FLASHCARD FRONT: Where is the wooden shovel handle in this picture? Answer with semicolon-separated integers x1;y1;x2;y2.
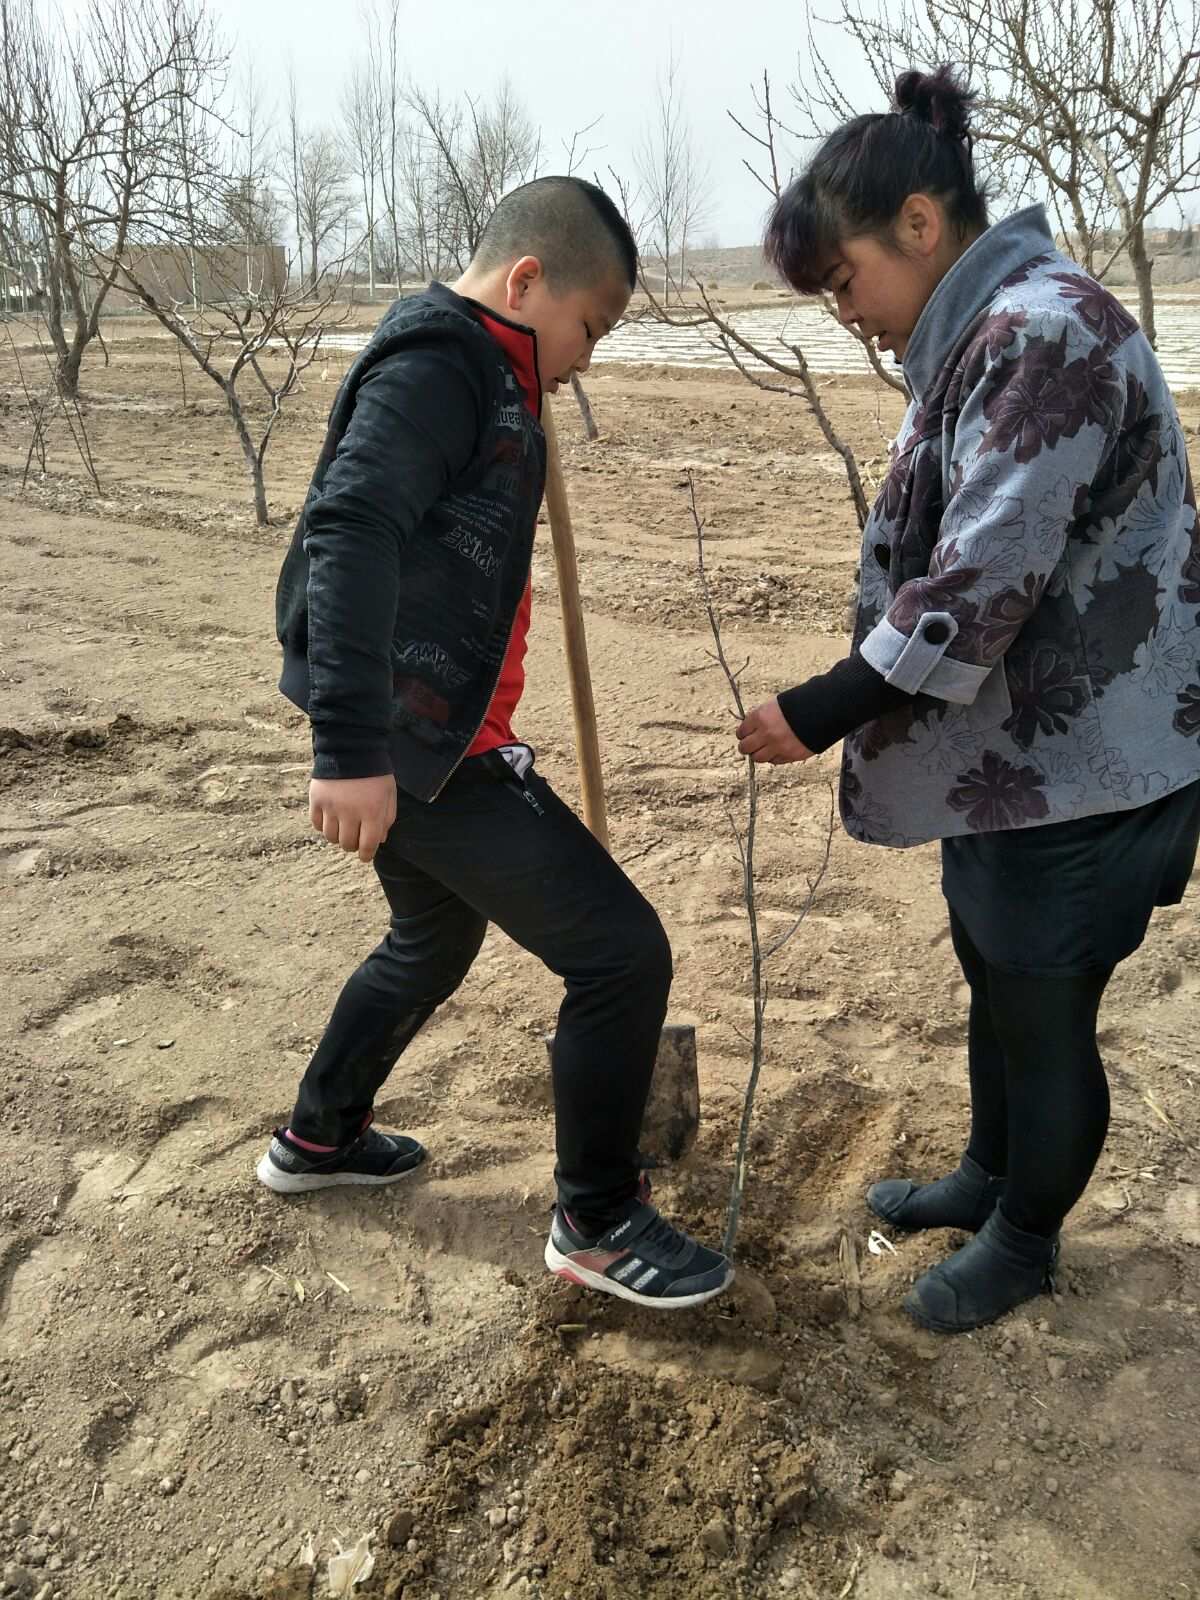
541;401;610;852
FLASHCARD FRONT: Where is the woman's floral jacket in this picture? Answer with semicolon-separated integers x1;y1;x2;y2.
847;206;1200;845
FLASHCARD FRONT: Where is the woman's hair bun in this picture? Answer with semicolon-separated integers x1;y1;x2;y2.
894;65;975;142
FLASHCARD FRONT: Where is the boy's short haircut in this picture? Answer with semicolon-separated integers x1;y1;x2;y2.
472;176;638;293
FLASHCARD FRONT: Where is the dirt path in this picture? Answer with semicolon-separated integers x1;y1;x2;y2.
1;340;1198;1600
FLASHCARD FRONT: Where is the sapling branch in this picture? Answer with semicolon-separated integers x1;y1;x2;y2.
689;471;835;1254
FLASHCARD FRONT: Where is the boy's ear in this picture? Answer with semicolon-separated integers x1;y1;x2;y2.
505;255;545;312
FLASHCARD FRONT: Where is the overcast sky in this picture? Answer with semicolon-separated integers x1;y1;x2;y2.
205;0;886;248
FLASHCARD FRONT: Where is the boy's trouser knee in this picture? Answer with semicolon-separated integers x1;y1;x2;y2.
606;907;672;998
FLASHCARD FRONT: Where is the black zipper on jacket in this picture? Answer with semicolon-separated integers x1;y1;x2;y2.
426;293;546;800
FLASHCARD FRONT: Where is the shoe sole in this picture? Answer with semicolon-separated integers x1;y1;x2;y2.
543;1238;734;1310
255;1149;426;1194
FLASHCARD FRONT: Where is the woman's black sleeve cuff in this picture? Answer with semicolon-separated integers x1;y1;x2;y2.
776;653;914;754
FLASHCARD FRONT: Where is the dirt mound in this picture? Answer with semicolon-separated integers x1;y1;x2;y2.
1;345;1198;1600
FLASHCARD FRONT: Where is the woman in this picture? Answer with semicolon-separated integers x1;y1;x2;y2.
737;66;1200;1332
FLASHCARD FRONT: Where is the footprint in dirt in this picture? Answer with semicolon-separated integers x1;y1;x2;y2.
0;1235;88;1354
581;1326;784;1394
97;1326;282;1478
188;760;310;812
15;1097;239;1246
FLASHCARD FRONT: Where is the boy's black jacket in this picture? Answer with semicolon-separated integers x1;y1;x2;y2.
275;283;546;801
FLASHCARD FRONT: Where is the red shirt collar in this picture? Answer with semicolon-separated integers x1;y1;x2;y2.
468;304;542;418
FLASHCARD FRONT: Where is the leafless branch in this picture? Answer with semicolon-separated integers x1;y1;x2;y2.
805;0;1200;347
404;76;540;273
639;272;876;532
817;292;907;394
563;116;603;177
763;783;836;958
689;471;835;1255
107;241;351;524
4;315;100;489
570;372;599;441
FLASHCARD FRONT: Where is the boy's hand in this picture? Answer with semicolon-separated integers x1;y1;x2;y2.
309;775;397;863
737;699;814;765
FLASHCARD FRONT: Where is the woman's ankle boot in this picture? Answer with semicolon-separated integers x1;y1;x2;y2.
867;1152;1005;1233
903;1205;1059;1334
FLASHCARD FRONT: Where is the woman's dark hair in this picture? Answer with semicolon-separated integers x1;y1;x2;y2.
764;65;988;294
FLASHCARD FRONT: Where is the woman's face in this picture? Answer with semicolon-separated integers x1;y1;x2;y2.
821;194;970;361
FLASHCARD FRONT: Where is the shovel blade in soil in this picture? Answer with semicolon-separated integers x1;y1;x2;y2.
544;1023;699;1167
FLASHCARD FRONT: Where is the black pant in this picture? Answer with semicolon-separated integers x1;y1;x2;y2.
289;753;670;1227
951;909;1113;1236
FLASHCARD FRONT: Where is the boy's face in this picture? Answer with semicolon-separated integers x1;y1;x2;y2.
506;257;631;394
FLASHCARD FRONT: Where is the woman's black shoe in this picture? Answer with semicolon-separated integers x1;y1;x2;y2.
903;1205;1059;1334
867;1152;1005;1233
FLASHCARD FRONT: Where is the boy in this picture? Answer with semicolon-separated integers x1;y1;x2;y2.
261;177;732;1311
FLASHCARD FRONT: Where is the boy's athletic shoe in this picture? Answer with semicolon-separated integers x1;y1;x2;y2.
545;1199;733;1310
256;1125;426;1194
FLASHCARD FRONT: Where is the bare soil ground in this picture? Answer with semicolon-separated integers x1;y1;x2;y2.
1;322;1199;1600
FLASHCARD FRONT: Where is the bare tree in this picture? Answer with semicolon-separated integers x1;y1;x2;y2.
341;56;386;297
283;64;305;287
223;63;281;294
396;123;437;279
404;77;541;272
636;52;685;301
109;242;351;525
636;50;712;302
384;3;408;289
808;0;1200;348
295;129;355;292
0;0;229;398
348;0;408;291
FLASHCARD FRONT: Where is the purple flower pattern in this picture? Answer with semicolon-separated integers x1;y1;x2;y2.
978;336;1120;465
1089;374;1165;524
947;750;1051;831
960;572;1048;663
997;254;1054;291
1049;273;1140;345
841;221;1200;848
1002;643;1091;748
1174;682;1200;742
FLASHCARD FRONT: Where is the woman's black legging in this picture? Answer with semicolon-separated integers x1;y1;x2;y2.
950;909;1113;1238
